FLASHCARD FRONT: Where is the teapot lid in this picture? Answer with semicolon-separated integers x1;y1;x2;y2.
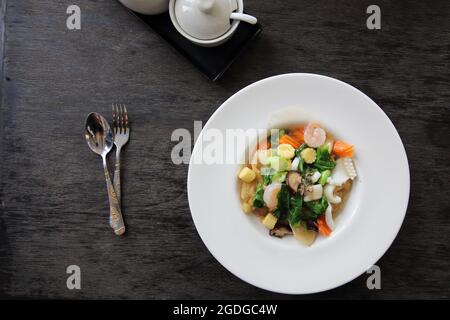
173;0;240;40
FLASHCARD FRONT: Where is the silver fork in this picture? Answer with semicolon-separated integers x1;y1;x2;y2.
112;104;130;213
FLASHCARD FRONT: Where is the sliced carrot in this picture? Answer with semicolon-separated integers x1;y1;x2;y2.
279;134;302;149
317;215;332;237
290;126;305;143
336;149;353;158
332;140;354;157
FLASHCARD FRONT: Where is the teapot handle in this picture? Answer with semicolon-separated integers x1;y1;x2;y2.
230;12;257;25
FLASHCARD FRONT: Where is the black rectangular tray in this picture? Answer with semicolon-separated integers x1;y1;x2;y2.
130;11;262;81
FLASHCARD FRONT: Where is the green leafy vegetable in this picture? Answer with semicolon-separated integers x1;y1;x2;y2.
271;171;287;183
261;167;274;186
288;195;303;227
298;157;305;173
305;196;329;218
253;184;265;208
268;156;290;171
272;184;289;219
263;174;272;185
319;170;331;185
295;144;308;173
314;144;336;172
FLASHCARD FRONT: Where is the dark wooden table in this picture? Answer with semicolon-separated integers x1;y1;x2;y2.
0;0;449;299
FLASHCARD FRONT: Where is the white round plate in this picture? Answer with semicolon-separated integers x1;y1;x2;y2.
187;73;410;294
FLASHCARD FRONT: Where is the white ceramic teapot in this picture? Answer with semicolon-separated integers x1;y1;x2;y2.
119;0;169;15
169;0;257;47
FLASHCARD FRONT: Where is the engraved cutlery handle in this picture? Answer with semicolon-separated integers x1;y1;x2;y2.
103;157;125;235
113;148;122;203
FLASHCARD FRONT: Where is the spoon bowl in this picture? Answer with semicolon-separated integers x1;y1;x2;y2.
85;112;114;157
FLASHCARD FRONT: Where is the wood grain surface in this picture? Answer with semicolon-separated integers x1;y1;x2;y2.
0;0;449;299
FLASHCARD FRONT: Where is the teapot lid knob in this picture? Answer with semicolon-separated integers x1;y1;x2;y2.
198;0;215;13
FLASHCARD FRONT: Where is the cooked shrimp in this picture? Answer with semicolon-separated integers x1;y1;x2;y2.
263;182;282;210
324;184;341;204
304;123;326;148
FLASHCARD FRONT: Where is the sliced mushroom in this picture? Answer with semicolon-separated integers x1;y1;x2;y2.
254;207;268;217
286;171;302;192
298;182;306;195
269;225;293;238
305;220;318;232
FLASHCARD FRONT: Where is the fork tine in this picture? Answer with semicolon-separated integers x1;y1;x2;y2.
123;104;129;133
116;104;120;134
119;104;124;134
112;104;117;134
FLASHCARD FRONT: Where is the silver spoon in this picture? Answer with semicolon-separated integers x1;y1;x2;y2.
85;112;126;236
